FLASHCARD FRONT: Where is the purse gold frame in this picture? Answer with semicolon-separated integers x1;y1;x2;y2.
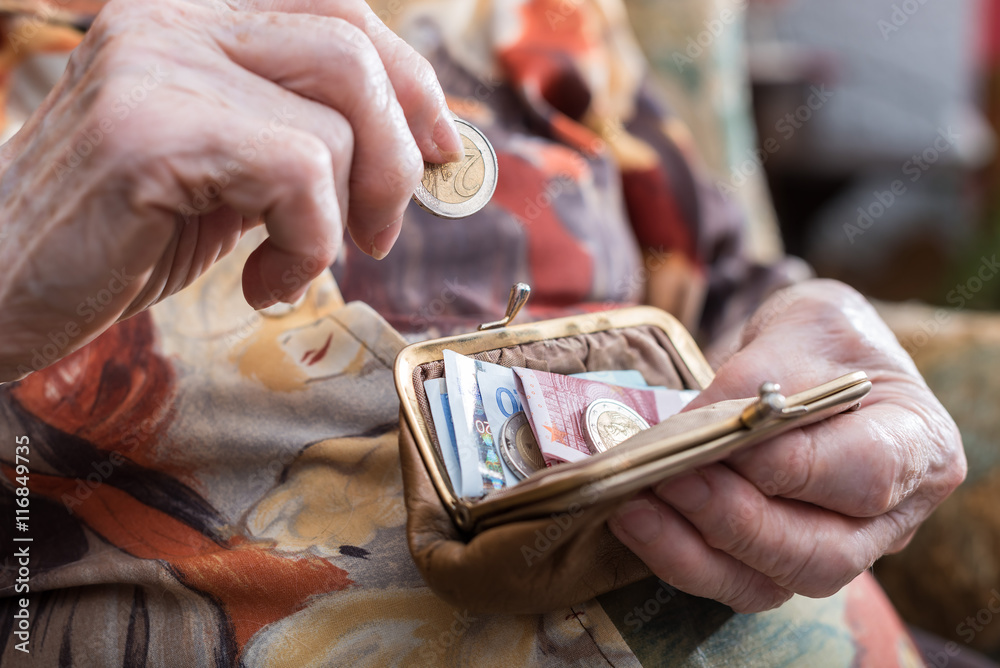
393;306;716;526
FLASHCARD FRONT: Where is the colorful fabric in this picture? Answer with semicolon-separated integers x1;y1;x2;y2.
340;0;802;340
0;1;927;666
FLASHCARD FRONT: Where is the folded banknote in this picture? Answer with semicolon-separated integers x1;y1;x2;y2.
425;351;699;497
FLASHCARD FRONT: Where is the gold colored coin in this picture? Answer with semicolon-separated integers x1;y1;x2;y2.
500;412;544;479
420;134;485;204
514;421;546;472
583;399;650;454
413;118;498;219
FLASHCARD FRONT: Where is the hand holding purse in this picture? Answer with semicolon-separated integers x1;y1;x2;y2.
395;285;870;613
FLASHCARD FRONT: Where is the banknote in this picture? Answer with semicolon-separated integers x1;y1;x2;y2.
513;367;699;464
476;365;525;432
423;378;463;492
570;370;673;391
476;364;532;487
570;370;651;388
444;350;508;497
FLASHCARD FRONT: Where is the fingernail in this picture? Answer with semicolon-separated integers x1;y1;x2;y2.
432;113;463;162
656;471;711;514
371;218;402;260
252;296;279;311
613;499;663;545
281;282;310;305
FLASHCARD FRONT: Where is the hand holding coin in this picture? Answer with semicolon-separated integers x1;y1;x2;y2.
413;119;498;219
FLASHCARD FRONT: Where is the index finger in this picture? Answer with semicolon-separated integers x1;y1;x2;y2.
238;0;463;163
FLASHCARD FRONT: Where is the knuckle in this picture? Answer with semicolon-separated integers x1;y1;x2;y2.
729;584;793;614
345;0;374;18
798;279;867;310
283;133;334;185
794;536;868;598
323;111;354;161
856;475;897;518
713;568;762;612
714;490;765;557
378;139;423;195
765;430;814;498
400;50;440;99
334;21;382;76
944;451;968;494
937;415;967;493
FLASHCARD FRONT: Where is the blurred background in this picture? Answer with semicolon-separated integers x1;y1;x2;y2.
745;0;1000;308
744;0;999;307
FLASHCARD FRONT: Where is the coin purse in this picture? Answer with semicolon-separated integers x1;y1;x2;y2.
394;284;872;614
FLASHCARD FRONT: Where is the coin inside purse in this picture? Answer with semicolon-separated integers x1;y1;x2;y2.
394;305;716;532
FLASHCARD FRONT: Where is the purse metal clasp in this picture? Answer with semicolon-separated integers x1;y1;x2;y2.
740;382;809;428
478;283;532;331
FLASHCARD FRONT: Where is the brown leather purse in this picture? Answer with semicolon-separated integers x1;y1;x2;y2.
394;285;871;613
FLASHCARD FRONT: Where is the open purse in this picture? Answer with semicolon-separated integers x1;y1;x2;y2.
395;285;872;613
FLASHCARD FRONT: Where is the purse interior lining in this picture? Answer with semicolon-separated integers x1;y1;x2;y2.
411;325;691;490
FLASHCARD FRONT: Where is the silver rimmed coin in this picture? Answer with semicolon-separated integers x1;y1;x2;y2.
500;412;546;480
413;118;498;219
583;399;650;454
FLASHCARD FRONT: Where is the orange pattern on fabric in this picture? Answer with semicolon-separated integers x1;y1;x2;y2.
11;314;185;478
845;573;924;668
499;0;594;120
491;151;593;306
14;466;352;653
0;13;82;130
15;468;221;559
170;536;352;651
622;165;697;260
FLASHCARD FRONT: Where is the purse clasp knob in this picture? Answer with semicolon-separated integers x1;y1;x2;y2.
478;283;532;331
741;381;809;428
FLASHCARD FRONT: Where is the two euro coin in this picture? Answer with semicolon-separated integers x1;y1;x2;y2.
583;399;650;454
413;118;498;219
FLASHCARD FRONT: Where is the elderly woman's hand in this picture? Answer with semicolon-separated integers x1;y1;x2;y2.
0;0;461;381
609;279;967;613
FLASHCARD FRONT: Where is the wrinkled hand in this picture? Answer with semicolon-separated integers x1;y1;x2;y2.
0;0;461;381
609;280;966;613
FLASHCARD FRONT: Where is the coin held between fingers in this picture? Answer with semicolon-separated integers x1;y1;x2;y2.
413;118;498;219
